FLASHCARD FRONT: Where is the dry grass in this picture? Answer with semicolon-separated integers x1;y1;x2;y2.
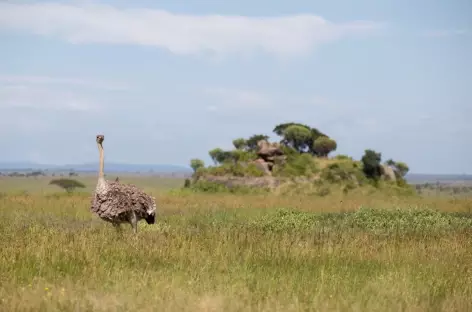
0;177;472;311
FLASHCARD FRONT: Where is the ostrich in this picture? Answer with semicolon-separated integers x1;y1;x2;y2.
91;134;157;233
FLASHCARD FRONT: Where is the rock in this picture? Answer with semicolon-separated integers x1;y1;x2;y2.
255;140;286;175
253;158;271;176
257;140;283;158
381;164;397;181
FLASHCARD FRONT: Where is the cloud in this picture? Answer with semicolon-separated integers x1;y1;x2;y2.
0;2;381;58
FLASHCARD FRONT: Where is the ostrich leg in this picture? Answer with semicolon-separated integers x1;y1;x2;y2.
129;211;138;234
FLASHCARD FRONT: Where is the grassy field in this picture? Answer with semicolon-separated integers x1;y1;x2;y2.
1;176;472;311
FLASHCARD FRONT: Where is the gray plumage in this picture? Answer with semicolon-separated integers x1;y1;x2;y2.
90;134;157;233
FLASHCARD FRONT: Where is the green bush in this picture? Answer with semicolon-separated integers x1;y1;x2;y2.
250;207;472;236
320;161;365;185
274;153;318;177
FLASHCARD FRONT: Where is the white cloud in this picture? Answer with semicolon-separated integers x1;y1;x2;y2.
0;2;381;58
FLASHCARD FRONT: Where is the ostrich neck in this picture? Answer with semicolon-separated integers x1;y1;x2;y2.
96;143;107;191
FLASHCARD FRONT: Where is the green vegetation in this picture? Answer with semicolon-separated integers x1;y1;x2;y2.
189;122;411;195
0;179;471;311
189;158;205;173
361;149;383;181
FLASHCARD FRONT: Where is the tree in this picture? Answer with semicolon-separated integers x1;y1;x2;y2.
395;162;409;178
49;178;86;193
273;122;327;155
209;148;224;165
361;149;382;180
246;134;269;152
190;158;205;172
208;148;234;164
230;150;245;163
282;125;313;153
273;122;311;136
386;159;409;178
313;136;337;157
232;138;247;150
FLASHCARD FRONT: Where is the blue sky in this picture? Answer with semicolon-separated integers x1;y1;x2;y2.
0;0;470;174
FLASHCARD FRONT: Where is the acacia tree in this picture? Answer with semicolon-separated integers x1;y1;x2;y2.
190;158;205;172
232;138;247;150
395;162;409;178
49;178;85;193
386;159;410;178
282;125;313;153
273;122;327;155
273;122;311;136
208;148;235;164
245;134;269;152
313;136;337;157
209;148;224;165
361;149;382;180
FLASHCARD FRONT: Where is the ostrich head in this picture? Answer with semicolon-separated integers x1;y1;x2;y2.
96;134;104;144
145;199;157;224
145;212;156;224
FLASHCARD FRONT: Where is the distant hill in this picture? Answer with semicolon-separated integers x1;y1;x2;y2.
406;173;472;184
1;162;471;183
0;161;192;173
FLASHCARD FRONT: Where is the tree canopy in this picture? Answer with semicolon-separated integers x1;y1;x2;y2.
246;134;269;152
49;178;86;193
386;159;410;179
232;138;247;150
190;158;205;172
313;136;337;157
361;149;382;181
272;122;330;155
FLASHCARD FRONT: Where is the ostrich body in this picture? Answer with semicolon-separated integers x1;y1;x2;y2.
91;135;157;233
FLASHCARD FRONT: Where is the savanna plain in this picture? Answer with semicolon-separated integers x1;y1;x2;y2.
1;175;472;312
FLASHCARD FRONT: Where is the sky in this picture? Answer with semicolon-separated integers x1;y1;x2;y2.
0;0;471;174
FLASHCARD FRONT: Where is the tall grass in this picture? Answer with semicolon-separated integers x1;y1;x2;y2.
0;180;471;311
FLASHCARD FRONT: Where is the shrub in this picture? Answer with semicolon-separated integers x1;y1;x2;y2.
274;153;318;177
320;161;365;185
361;149;382;180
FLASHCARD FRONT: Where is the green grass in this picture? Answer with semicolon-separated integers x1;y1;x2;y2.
0;175;184;194
0;177;471;311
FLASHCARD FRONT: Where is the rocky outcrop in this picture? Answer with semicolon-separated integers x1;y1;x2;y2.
381;164;397;182
253;158;271;175
252;140;286;176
